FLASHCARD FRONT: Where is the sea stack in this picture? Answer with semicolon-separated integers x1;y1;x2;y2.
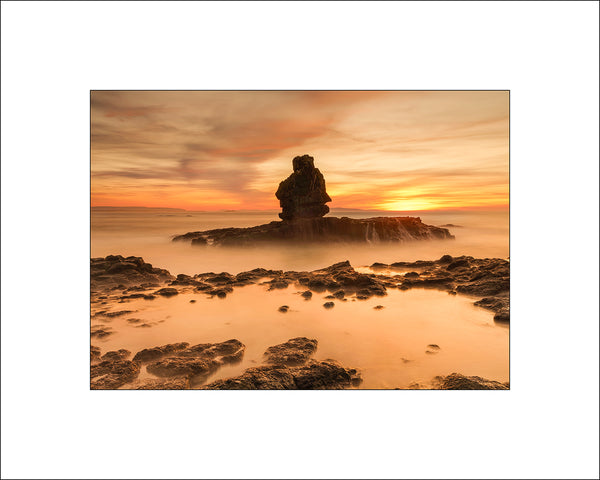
275;155;332;220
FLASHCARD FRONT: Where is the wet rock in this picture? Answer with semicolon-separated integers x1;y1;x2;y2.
189;299;196;303
404;271;420;278
132;342;190;362
90;360;140;389
203;360;362;390
173;216;453;246
427;344;440;350
323;302;335;309
278;305;289;313
135;323;153;328
433;373;509;390
373;305;385;310
102;310;135;318
191;237;208;246
143;295;156;300
100;349;131;362
154;287;178;297
91;326;113;338
126;318;142;324
301;290;312;299
264;337;318;366
136;378;190;390
91;255;173;292
275;155;331;220
332;290;345;299
146;339;245;379
267;278;289;290
91;345;101;361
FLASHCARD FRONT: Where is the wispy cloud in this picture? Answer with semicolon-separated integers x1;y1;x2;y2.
91;91;508;210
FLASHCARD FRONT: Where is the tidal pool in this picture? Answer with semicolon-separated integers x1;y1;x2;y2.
91;282;509;389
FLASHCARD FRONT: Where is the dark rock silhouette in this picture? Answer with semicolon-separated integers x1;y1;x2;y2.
174;216;454;246
275;155;331;220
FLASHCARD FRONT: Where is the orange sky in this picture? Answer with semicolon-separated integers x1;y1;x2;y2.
91;91;509;211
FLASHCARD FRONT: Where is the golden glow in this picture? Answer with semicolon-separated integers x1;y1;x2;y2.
91;91;509;211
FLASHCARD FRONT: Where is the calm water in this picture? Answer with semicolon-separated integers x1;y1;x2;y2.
91;207;509;274
91;207;509;389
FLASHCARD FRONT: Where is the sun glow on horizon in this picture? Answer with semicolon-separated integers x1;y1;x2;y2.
91;91;509;212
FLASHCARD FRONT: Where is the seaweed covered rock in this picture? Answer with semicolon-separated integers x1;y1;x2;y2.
275;155;331;220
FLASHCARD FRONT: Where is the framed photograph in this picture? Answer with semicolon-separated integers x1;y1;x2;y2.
90;90;509;390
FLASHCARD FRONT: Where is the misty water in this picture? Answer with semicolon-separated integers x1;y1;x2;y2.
91;207;509;389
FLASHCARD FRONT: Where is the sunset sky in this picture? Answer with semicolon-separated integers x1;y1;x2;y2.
91;91;509;211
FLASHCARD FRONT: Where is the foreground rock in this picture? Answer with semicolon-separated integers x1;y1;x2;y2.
204;360;362;390
90;359;140;389
376;255;510;322
263;337;318;366
144;339;245;381
433;373;509;390
173;216;454;246
203;337;361;390
91;255;173;292
275;154;332;220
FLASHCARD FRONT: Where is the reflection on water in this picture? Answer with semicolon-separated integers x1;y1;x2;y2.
92;284;509;389
91;208;509;275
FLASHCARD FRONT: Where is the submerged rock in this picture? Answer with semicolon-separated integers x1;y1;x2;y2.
433;373;509;390
275;154;332;220
263;337;318;366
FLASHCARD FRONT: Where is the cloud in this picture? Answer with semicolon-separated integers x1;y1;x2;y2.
91;91;509;210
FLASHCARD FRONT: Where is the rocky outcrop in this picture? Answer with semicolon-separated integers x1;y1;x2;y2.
373;255;510;322
90;359;140;389
203;361;362;390
433;373;509;390
263;337;318;366
275;155;332;220
144;339;245;381
91;255;172;292
132;342;190;362
173;216;454;246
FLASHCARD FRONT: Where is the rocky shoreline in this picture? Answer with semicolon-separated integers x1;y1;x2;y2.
90;254;509;389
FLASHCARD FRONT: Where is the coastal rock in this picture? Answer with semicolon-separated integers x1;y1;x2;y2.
145;339;245;379
203;360;362;390
275;155;332;220
263;337;318;366
91;255;173;292
91;345;101;362
433;373;509;390
101;349;131;362
388;255;510;322
90;359;140;389
136;378;190;390
132;342;190;362
173;216;454;246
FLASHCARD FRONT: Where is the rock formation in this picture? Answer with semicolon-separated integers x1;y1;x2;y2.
275;155;331;220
